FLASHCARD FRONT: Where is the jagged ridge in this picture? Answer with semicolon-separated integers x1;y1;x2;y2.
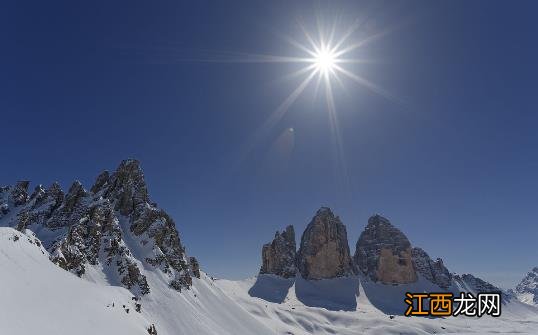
0;159;199;295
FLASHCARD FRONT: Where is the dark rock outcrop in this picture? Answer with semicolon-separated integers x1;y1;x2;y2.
260;225;296;278
297;207;354;280
354;214;417;284
10;181;30;207
411;247;452;289
189;256;201;279
90;170;110;194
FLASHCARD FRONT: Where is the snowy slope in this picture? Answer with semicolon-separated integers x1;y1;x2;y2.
216;274;538;335
0;227;275;335
0;227;151;335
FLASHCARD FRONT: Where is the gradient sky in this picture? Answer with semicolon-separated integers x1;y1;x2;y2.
2;0;537;288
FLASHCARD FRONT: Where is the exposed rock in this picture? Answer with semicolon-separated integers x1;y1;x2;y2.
189;256;201;279
260;225;296;278
45;182;64;211
29;185;46;204
411;247;452;289
64;181;87;213
90;170;110;194
121;262;150;295
99;160;191;292
297;207;354;280
104;159;149;216
10;181;30;206
354;214;417;284
147;324;158;335
515;267;538;305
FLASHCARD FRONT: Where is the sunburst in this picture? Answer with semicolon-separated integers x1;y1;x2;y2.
236;18;393;179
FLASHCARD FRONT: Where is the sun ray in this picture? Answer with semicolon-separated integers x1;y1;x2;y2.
239;70;318;160
324;72;350;195
278;63;318;83
298;19;321;53
333;64;399;102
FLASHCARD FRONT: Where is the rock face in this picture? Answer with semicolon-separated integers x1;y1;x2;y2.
411;247;452;289
515;267;538;305
296;207;354;280
9;181;30;207
0;159;199;295
354;215;417;284
260;225;296;278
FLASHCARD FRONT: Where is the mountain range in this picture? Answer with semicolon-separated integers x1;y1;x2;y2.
1;159;537;334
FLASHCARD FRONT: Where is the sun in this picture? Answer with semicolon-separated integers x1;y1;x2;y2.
313;48;337;75
235;17;394;175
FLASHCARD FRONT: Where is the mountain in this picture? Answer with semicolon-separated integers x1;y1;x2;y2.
0;160;195;294
260;225;296;278
296;207;355;279
256;208;509;298
354;214;417;284
515;267;538;306
1;164;537;334
0;160;275;335
252;209;536;314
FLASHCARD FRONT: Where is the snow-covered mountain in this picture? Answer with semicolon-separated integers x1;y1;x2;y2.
0;159;196;295
1;160;537;334
0;160;275;335
515;267;538;306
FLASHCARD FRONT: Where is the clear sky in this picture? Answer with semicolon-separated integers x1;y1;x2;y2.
2;0;537;288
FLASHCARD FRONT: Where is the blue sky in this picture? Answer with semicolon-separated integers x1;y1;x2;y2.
2;0;537;288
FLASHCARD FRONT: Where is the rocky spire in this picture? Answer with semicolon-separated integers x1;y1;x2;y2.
64;181;87;213
411;247;452;289
90;170;110;194
98;160;193;292
354;214;417;284
29;184;46;203
296;207;354;280
103;159;149;216
260;225;296;278
45;182;64;210
9;181;30;207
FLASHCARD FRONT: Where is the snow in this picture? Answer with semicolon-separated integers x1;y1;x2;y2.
0;227;274;335
0;228;150;335
216;274;538;335
1;226;538;334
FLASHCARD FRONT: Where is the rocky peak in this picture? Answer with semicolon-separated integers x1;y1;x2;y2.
30;184;45;200
260;225;296;278
354;214;417;284
10;181;30;206
515;267;538;305
46;182;64;207
411;247;452;289
90;170;110;194
103;159;149;216
64;181;87;213
296;207;354;280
